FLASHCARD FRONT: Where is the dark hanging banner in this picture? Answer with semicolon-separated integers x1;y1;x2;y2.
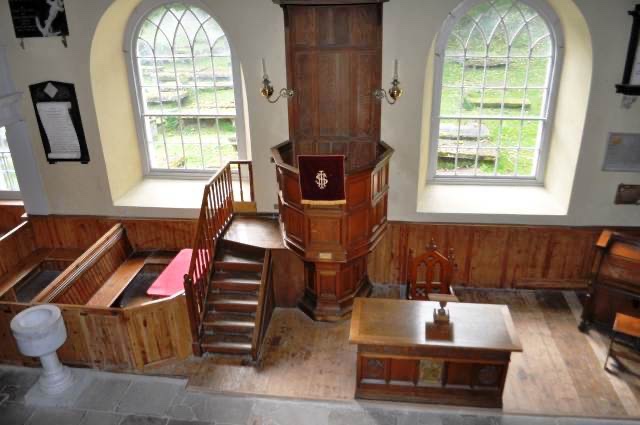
9;0;69;39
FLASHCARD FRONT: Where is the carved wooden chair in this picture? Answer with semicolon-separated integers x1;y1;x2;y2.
407;239;459;302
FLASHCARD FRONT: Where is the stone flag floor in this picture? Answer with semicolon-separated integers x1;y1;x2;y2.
0;365;638;425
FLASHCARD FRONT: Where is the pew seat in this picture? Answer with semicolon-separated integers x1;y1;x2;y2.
85;257;147;307
146;249;192;298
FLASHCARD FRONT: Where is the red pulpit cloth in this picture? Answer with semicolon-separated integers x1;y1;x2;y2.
298;155;346;205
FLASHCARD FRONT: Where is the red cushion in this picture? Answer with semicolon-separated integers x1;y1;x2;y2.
147;249;193;297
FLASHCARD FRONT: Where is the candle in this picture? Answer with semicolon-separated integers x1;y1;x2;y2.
262;58;268;79
393;59;399;81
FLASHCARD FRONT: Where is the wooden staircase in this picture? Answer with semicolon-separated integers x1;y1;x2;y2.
183;161;275;364
201;240;264;358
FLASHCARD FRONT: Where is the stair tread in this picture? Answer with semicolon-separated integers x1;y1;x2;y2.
204;318;255;328
212;271;261;283
204;319;256;330
201;334;252;353
205;312;255;321
215;242;264;262
209;297;258;305
201;340;252;350
216;252;263;264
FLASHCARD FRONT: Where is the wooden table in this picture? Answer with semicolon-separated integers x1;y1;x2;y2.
349;298;522;408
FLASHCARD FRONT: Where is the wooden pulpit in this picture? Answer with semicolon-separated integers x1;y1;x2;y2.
271;0;393;321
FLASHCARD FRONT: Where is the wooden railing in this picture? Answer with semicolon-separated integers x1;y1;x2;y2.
251;249;275;362
183;160;255;355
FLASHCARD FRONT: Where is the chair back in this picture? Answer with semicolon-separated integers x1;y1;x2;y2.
407;239;455;300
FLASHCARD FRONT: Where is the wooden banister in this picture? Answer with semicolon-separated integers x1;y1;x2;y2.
183;160;255;355
252;249;274;362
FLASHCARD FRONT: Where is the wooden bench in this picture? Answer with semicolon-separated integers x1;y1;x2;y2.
86;257;147;307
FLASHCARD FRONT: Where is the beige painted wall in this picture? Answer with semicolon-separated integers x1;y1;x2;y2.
91;0;144;202
0;0;638;226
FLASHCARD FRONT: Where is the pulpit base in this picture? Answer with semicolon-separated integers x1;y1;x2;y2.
297;263;372;322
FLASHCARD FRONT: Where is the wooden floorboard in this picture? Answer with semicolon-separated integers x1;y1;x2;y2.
144;289;640;418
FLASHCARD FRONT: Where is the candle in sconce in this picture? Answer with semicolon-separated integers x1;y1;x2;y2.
393;59;399;81
262;58;268;79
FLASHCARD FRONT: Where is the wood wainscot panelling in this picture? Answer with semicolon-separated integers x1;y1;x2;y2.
368;222;640;289
28;215;196;252
0;201;25;233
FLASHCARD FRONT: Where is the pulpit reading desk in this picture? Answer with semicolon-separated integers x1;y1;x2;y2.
349;298;522;408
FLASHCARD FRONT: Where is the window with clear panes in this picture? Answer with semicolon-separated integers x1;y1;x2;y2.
133;3;239;172
430;0;561;182
0;127;19;192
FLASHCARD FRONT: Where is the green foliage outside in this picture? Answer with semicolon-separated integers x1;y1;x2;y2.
437;0;552;177
438;58;551;177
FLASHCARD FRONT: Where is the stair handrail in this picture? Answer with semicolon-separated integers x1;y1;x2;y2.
251;249;274;362
183;160;255;355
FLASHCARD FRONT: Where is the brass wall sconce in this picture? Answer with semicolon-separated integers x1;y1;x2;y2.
260;58;294;104
374;59;404;105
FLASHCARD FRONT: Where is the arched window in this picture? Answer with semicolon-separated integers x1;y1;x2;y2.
130;2;241;174
429;0;562;183
0;127;19;193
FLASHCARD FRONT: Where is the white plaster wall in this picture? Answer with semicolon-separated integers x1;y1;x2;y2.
0;0;638;226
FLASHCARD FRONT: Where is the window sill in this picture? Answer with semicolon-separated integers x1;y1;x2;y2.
0;192;22;201
417;184;568;216
113;178;206;219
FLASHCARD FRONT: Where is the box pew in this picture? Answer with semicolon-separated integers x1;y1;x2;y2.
31;224;174;307
0;222;83;303
34;224;132;305
0;294;190;371
0;218;192;371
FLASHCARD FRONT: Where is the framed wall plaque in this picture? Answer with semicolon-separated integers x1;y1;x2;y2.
603;133;640;172
616;4;640;96
8;0;69;39
29;81;89;164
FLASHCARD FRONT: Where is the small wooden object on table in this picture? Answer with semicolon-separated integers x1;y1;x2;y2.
349;297;522;408
425;293;458;341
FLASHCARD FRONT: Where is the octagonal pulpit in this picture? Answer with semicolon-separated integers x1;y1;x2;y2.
271;0;393;321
